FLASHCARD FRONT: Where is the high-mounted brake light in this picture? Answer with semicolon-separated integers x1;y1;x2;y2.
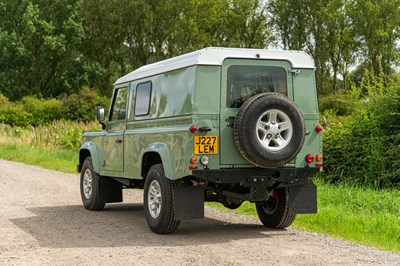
190;125;197;133
305;154;314;163
315;125;322;133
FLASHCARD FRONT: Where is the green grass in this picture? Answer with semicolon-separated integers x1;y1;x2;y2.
208;180;400;253
1;140;399;253
293;180;400;252
0;142;78;174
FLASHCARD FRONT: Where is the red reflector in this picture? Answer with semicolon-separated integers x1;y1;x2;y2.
190;125;197;133
305;154;314;163
189;165;198;170
315;125;322;133
315;164;324;167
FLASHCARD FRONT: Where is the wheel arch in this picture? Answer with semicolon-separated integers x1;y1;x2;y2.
142;142;176;180
79;142;102;173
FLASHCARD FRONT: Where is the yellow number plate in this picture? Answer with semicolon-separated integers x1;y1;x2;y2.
194;136;218;154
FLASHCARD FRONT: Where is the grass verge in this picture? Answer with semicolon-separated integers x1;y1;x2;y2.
0;141;399;253
0;142;77;174
208;180;400;253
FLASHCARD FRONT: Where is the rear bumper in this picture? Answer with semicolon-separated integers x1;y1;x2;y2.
191;167;319;186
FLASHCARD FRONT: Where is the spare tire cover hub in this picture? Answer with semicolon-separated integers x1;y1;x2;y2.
256;109;293;152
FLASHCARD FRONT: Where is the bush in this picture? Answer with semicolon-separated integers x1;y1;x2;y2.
0;88;110;126
21;96;63;126
318;91;356;116
61;87;109;122
323;69;400;189
0;93;33;126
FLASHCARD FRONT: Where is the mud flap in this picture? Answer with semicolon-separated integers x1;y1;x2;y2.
99;176;123;203
288;180;317;214
174;184;204;220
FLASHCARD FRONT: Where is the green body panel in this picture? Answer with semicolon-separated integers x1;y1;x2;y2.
124;117;192;180
128;67;196;120
292;70;318;115
102;120;125;173
193;66;221;114
292;70;322;168
219;108;249;165
296;115;322;168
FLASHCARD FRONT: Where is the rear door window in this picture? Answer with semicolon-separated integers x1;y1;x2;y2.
227;65;287;108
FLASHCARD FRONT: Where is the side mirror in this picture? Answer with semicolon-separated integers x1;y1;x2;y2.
96;105;106;130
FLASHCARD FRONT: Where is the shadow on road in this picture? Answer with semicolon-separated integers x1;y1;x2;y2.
10;204;292;248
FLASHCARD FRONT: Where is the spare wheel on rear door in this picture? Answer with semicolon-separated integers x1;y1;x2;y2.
233;92;306;168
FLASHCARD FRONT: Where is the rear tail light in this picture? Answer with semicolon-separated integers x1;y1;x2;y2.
189;156;198;170
315;125;322;133
305;154;314;163
189;125;197;133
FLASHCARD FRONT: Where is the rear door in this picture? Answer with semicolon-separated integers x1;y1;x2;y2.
219;59;293;166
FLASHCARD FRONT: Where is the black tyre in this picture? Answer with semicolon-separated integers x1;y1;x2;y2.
80;157;105;211
234;92;306;168
255;187;295;229
144;164;180;234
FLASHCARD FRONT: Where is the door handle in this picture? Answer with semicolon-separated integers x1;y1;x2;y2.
115;139;123;143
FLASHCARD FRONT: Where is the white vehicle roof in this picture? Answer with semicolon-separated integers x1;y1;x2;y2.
115;47;315;85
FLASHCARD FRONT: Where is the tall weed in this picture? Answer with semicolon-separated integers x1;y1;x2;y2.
0;120;101;151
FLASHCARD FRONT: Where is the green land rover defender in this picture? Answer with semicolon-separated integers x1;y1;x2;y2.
77;47;323;234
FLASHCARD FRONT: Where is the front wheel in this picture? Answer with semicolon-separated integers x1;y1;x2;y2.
255;187;295;229
80;157;105;211
144;164;180;234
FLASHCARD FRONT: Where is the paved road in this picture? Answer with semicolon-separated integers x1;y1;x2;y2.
0;159;398;265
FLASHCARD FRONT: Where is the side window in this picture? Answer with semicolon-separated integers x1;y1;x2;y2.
227;65;287;108
110;87;128;121
135;82;152;116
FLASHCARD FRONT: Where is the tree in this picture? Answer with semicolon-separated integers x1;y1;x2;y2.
349;0;400;76
218;0;270;48
268;0;308;50
80;0;129;96
269;0;384;94
0;0;85;100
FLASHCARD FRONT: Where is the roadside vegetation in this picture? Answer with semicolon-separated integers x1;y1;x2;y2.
0;121;97;173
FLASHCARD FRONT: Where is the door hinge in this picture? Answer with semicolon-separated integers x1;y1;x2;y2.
289;69;302;75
